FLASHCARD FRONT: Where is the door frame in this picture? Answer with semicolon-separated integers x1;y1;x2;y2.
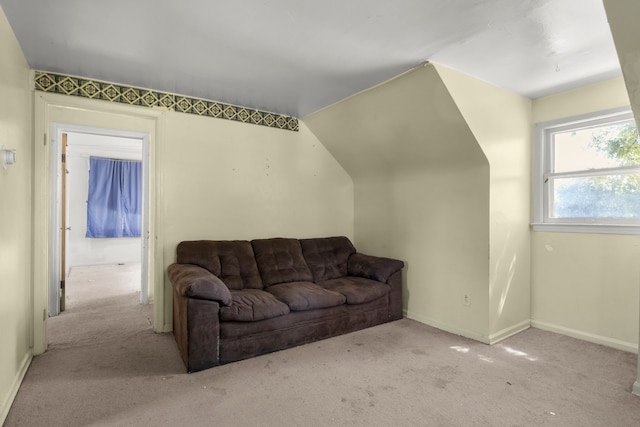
33;91;165;354
49;125;150;317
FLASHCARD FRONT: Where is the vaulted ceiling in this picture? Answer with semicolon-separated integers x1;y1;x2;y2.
0;0;621;118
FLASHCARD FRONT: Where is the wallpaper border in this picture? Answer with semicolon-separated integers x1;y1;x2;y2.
34;71;299;131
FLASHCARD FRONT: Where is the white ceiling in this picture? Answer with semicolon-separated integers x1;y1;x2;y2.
0;0;622;118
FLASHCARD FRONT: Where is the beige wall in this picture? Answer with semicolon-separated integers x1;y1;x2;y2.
435;64;532;342
0;6;33;424
161;114;353;327
306;63;634;352
531;76;639;352
532;77;630;123
305;64;493;342
32;92;353;333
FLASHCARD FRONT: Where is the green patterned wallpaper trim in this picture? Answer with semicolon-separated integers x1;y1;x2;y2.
34;71;299;131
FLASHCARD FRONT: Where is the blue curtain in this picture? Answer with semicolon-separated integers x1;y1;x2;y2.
86;157;142;238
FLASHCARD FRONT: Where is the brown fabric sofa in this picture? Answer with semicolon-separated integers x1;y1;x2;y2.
167;236;404;372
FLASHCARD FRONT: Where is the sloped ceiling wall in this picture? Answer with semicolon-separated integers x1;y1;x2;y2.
434;63;532;341
604;0;640;120
306;64;488;175
304;64;492;341
602;0;640;397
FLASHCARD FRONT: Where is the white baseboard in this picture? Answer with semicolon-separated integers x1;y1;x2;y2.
531;320;638;353
404;310;531;346
0;351;32;426
488;319;531;344
403;311;638;354
404;309;490;344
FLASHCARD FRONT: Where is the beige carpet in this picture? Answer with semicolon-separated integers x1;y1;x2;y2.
5;264;640;426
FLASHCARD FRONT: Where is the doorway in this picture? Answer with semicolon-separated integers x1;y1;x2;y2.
33;92;164;355
51;129;147;316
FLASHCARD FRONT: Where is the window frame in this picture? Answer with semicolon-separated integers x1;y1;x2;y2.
533;106;640;235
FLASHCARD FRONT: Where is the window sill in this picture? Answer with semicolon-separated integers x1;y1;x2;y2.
531;223;640;235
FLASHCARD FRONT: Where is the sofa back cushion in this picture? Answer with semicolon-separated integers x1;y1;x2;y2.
251;238;313;287
300;236;356;282
176;240;263;290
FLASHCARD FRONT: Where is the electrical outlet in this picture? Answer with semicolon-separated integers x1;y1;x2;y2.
463;293;471;306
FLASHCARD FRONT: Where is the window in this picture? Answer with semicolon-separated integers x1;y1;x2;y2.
533;107;640;234
86;157;142;238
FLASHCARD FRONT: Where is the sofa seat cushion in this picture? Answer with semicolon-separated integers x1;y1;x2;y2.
266;281;346;311
318;277;390;305
219;289;290;322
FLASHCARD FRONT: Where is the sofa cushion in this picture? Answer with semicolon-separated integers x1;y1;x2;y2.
219;289;290;322
348;253;405;283
318;277;390;305
251;238;313;287
266;282;346;311
176;240;263;290
167;263;233;306
300;236;356;282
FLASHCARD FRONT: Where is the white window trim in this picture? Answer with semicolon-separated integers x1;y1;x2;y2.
532;106;640;235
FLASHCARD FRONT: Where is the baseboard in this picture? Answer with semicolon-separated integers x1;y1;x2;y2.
404;309;490;344
0;351;32;426
403;312;639;354
488;319;531;344
404;310;531;345
531;320;638;353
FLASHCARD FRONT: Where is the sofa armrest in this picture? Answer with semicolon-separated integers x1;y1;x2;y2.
167;263;232;306
173;288;221;372
347;253;404;283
